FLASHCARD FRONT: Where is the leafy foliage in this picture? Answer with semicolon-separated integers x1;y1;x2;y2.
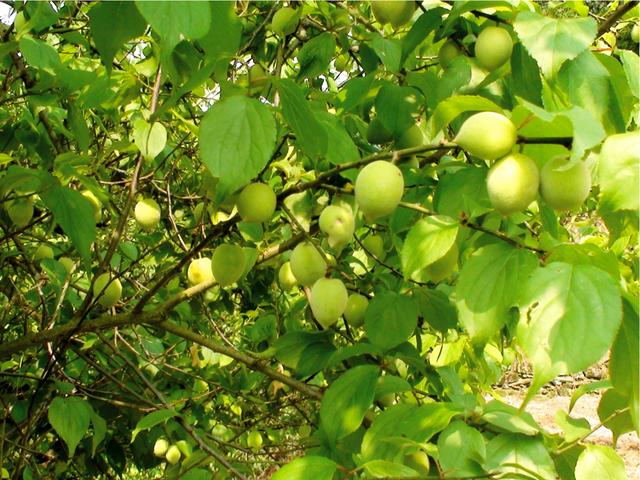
0;1;637;479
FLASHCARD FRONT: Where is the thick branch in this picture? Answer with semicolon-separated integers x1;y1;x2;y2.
597;1;638;38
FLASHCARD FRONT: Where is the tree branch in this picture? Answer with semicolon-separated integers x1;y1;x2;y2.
596;1;638;38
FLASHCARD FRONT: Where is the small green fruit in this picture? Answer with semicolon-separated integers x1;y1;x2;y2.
271;7;299;36
423;243;458;282
81;190;102;222
187;258;214;286
540;157;591;211
248;64;268;89
362;234;385;260
278;261;298;290
355;161;404;222
371;0;415;28
134;198;161;231
6;197;34;228
454;111;516;161
632;23;640;43
486;153;539;215
343;293;368;328
236;182;277;223
405;451;430;476
395;124;423;150
59;257;74;274
247;431;263;450
211;244;246;286
153;438;169;457
319;204;355;248
475;26;513;71
165;445;181;465
93;273;122;308
290;242;327;287
309;278;348;328
34;245;54;261
438;39;461;69
366;118;393;145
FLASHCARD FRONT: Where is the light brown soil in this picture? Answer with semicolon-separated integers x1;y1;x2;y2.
495;391;639;479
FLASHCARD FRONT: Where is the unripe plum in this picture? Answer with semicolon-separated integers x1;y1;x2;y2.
6;197;34;228
343;293;368;328
290;242;327;286
93;273;122;308
355;161;404;222
454;111;517;161
371;1;415;28
211;244;246;286
540;157;591;211
187;258;214;286
309;277;348;328
486;153;539;215
278;261;298;291
153;438;169;457
271;7;299;36
475;26;513;71
236;182;277;223
319;204;355;248
134;198;161;231
366;117;392;145
165;445;181;465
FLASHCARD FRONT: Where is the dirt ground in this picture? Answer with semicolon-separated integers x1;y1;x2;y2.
495;391;639;479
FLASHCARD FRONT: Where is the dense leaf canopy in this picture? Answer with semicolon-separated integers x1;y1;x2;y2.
0;1;638;479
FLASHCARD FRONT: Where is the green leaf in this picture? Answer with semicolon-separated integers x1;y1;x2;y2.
297;32;335;79
574;445;627;480
558;51;625;134
40;185;96;260
597;388;635;440
481;401;541;436
598;132;640;213
135;1;210;53
320;365;378;445
361;402;459;462
375;83;422;138
401;215;458;279
456;243;538;345
430;95;504;134
556;410;591;443
199;2;242;61
401;8;445;63
508;43;543;106
434;166;492;219
272;456;337;480
374;375;411;399
485;434;557;480
90;410;107;457
19;36;61;72
365;292;419;351
278;78;327;160
414;288;458;332
513;11;596;77
131;409;178;442
327;343;383;368
619;49;639;99
88;1;146;68
437;421;486;477
274;331;335;377
370;34;403;73
547;243;619;281
596;53;634;132
48;397;92;457
362;460;419;478
610;297;639;431
315;112;360;165
133;120;167;162
517;262;622;398
518;99;606;163
199;96;276;201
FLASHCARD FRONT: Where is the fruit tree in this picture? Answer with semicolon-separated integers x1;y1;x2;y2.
0;1;638;479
